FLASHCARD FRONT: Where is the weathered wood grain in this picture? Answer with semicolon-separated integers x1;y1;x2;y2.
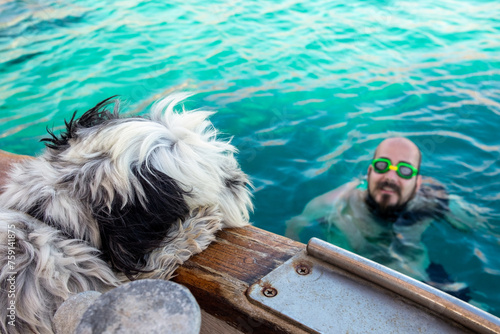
173;226;309;334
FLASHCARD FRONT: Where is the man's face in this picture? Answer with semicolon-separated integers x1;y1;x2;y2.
367;139;422;213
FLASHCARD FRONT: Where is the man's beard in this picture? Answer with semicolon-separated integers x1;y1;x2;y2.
366;178;417;219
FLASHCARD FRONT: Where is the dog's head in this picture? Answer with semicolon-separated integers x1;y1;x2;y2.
7;94;253;277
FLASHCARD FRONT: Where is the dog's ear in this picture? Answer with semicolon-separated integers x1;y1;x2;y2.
92;163;190;279
41;96;120;151
219;162;253;227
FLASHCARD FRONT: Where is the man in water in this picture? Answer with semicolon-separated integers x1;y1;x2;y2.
286;137;469;299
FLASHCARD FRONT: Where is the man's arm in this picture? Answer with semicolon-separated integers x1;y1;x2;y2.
444;195;484;232
285;181;356;240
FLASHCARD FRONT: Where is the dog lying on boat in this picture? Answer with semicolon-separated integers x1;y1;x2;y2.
0;94;253;334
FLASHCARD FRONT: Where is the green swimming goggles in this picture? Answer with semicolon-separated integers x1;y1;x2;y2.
372;158;418;179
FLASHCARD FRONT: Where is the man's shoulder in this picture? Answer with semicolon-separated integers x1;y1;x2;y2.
408;177;449;217
301;179;363;214
316;179;363;203
419;177;448;200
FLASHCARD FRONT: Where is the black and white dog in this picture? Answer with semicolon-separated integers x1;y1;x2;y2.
0;94;253;334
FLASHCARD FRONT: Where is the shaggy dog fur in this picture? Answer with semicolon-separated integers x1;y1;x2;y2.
0;94;253;334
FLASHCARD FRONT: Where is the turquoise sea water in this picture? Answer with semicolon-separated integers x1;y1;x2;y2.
1;0;499;317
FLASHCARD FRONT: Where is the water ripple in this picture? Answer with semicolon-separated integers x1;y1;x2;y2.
1;0;499;317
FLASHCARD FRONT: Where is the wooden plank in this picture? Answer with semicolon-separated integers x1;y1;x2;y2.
200;310;244;334
173;226;309;334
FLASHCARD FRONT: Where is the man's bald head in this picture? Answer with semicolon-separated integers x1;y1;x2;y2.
373;137;421;171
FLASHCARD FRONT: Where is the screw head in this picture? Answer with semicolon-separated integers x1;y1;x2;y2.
262;287;277;297
296;265;310;275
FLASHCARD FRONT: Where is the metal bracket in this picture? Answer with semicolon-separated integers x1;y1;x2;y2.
247;238;500;334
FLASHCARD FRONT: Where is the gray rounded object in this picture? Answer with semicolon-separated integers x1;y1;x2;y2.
54;291;102;334
75;279;201;334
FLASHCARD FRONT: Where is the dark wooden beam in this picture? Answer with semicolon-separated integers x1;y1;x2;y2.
173;226;309;334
